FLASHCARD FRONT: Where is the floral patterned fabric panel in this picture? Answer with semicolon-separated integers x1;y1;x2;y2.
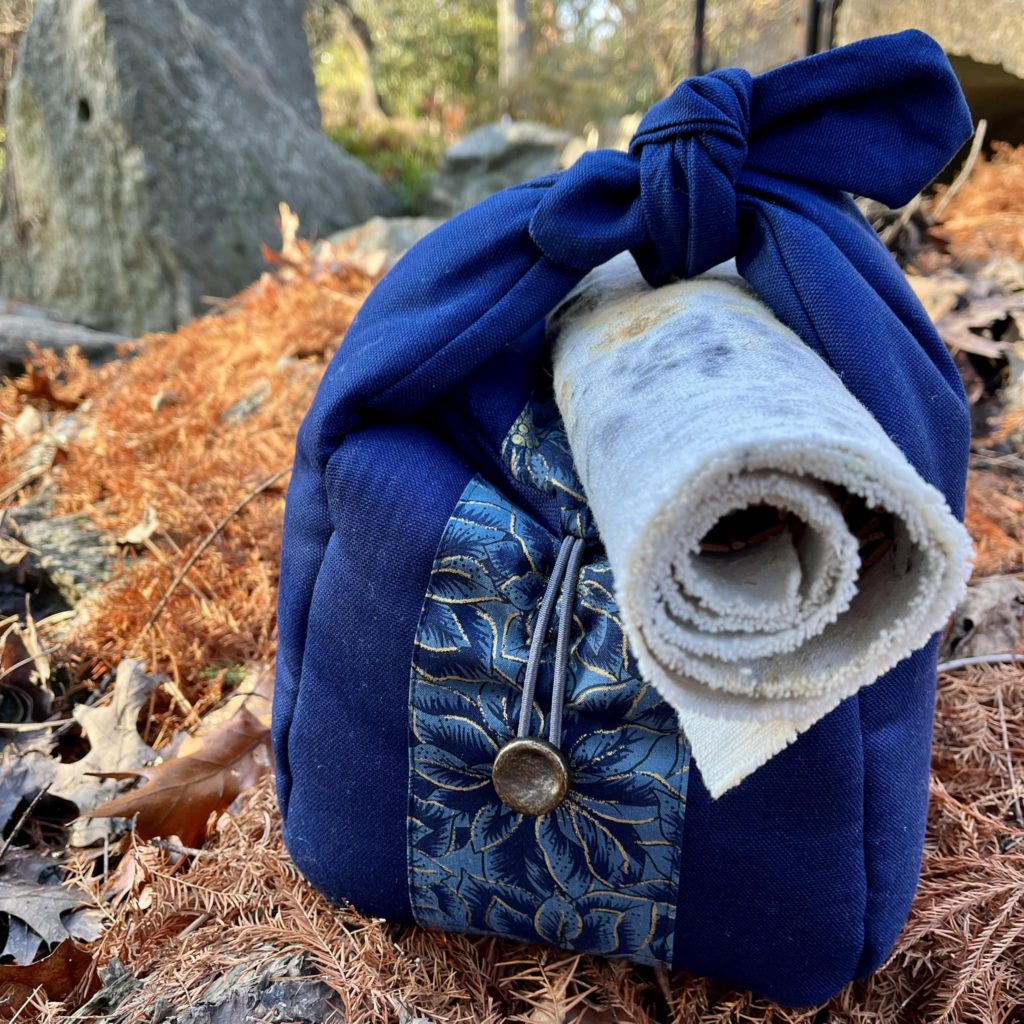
407;398;690;967
501;394;599;542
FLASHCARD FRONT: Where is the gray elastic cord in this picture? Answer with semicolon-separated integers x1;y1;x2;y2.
548;537;586;748
516;535;586;749
517;535;576;739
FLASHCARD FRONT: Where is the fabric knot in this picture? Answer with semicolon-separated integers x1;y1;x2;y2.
529;68;753;287
629;71;752;283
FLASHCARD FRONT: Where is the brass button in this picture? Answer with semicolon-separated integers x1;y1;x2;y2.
492;737;570;816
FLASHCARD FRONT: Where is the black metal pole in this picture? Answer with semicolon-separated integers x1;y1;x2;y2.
820;0;841;50
802;0;820;57
692;0;706;77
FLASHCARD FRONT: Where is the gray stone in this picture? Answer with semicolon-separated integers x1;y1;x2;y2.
427;120;576;215
0;308;126;375
326;215;445;275
12;492;114;609
837;1;1024;81
0;0;395;337
69;953;340;1024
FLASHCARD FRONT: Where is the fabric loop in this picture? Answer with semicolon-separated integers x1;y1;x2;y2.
530;69;753;286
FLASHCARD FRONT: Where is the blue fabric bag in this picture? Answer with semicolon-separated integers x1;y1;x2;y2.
273;30;972;1006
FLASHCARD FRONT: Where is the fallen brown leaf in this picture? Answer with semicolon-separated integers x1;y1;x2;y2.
0;939;94;1007
86;707;271;848
99;841;159;910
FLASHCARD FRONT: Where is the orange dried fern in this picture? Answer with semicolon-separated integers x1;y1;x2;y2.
0;235;376;738
931;142;1024;264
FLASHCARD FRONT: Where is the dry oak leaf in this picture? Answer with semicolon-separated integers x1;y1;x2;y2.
53;659;161;847
0;850;91;961
99;842;161;910
0;939;94;1005
0;736;54;832
3;916;44;967
86;707;271;848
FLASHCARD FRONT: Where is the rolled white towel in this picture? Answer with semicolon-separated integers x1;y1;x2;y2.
549;254;972;798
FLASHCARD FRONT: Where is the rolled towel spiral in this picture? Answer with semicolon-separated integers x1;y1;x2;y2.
549;253;972;797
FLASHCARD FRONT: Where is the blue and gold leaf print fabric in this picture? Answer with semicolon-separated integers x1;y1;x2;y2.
407;399;689;966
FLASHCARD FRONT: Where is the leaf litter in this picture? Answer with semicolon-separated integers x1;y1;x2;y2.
0;165;1019;1021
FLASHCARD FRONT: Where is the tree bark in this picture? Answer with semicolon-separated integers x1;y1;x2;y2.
335;1;386;119
497;0;529;111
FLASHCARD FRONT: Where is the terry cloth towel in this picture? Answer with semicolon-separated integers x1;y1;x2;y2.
550;253;973;797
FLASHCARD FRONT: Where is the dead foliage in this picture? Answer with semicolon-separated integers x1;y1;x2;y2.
0;942;93;1012
931;142;1024;264
0;210;376;739
55;656;1024;1024
85;705;271;848
965;461;1024;578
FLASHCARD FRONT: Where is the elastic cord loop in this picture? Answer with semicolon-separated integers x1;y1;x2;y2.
517;536;576;738
549;537;586;747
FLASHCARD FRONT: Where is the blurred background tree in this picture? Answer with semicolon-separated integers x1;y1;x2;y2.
303;0;800;208
308;1;799;135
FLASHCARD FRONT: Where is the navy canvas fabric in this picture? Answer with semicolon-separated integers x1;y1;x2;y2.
274;31;972;1006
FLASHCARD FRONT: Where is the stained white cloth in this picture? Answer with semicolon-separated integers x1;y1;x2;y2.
549;254;972;798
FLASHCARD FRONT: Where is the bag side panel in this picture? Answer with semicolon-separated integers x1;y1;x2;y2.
854;639;938;978
280;423;472;919
673;698;867;1005
274;458;333;817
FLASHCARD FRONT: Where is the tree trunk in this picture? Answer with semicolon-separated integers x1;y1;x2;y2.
497;0;529;112
335;2;386;119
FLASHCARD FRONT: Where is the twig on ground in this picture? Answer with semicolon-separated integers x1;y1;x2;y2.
937;653;1024;672
161;679;198;725
140;466;291;637
0;718;75;732
177;912;214;939
880;192;924;247
149;838;211;859
934;119;988;220
0;644;61;684
32;609;78;630
0;464;49;504
0;783;52;863
5;986;42;1024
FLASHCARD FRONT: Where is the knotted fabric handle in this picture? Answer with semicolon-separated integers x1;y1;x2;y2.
530;71;753;283
299;29;971;506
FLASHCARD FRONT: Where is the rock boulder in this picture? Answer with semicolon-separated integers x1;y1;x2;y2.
0;0;394;335
326;215;445;276
838;0;1024;82
426;120;575;215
